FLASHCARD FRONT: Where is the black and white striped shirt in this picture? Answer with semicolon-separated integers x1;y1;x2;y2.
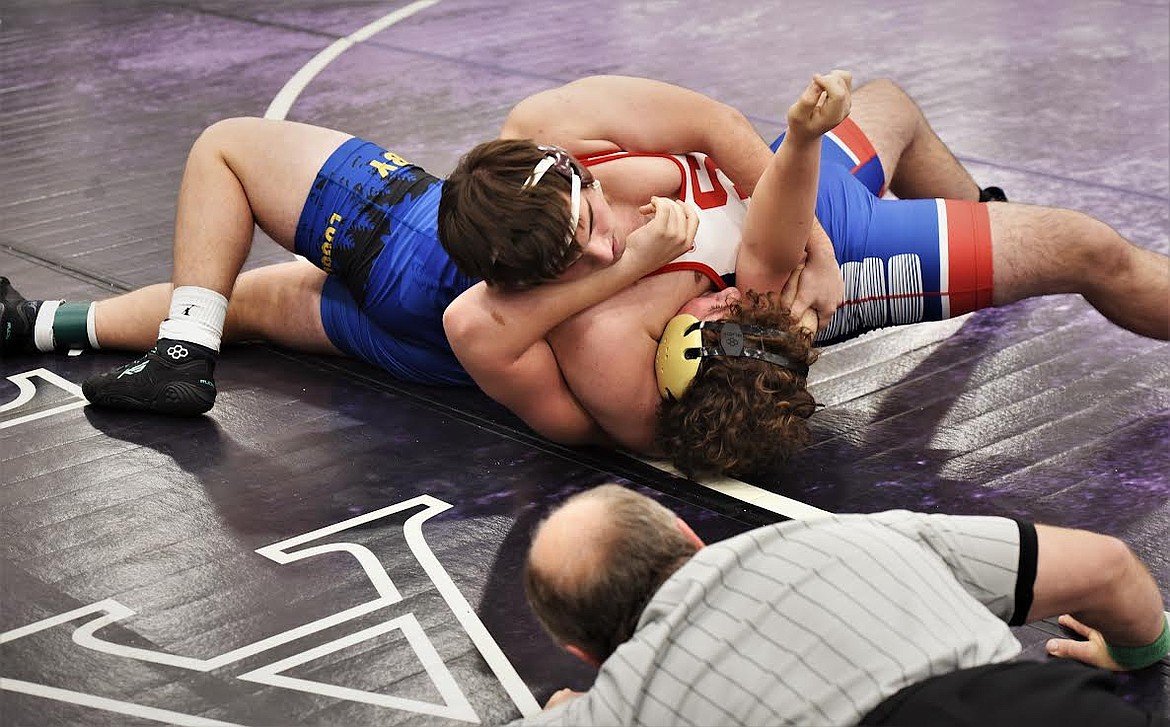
515;510;1035;726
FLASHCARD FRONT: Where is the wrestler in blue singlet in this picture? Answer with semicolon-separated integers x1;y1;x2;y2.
769;121;993;346
294;138;477;386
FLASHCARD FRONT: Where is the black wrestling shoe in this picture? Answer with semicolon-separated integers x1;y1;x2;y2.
82;338;217;415
0;277;43;358
978;186;1008;203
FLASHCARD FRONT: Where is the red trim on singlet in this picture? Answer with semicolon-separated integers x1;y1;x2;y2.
579;149;686;178
830;116;887;197
645;261;728;289
580;150;719;283
831;116;878;170
943;200;994;315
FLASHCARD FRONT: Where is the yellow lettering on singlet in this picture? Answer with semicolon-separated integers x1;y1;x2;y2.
320;213;342;273
368;151;410;178
383;151;409;166
321;240;333;272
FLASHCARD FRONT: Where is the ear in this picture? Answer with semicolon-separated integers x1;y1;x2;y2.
675;517;705;550
564;643;602;669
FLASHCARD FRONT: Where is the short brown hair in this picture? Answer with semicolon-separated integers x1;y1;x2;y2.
524;485;697;661
438;138;581;290
655;290;819;477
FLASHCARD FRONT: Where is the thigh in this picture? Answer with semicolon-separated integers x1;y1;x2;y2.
211;118;354;247
317;275;475;387
846;79;920;188
815;197;994;344
225;260;340;353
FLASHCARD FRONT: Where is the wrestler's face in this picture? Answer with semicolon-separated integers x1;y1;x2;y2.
676;286;742;320
556;185;624;283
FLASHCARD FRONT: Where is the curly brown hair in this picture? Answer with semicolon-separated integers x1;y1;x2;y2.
655;290;819;477
438;138;582;290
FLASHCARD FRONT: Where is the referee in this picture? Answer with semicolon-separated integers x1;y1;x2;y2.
512;484;1169;726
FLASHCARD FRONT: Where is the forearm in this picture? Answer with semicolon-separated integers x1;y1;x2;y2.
739;132;822;275
447;253;654;368
1067;549;1165;647
1029;525;1166;646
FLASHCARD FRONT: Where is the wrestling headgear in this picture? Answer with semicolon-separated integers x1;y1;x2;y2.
655;314;811;401
521;145;600;255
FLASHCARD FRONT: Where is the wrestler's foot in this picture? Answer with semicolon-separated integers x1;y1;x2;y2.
82;338;217;415
0;277;43;358
979;186;1008;203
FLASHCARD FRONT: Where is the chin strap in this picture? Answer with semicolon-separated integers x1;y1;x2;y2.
655;314;809;401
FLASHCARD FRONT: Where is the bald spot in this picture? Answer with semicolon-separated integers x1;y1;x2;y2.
529;495;615;593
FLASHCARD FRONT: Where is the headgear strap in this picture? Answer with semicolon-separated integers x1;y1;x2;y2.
655;314;809;401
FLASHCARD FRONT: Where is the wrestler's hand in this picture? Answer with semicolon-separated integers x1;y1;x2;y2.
786;70;853;142
544;688;585;710
789;229;843;331
778;261;819;334
1045;614;1125;671
625;196;699;270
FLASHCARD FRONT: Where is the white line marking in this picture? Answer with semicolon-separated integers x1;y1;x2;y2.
0;679;245;727
634;456;832;520
239;614;479;723
3;495;538;719
0;368;87;429
264;0;443;120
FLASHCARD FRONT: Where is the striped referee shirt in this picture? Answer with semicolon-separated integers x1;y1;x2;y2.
512;510;1036;726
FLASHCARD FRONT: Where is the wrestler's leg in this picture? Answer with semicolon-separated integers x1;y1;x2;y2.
93;261;341;353
221;261;340;353
848;79;982;201
171;118;351;294
989;203;1169;339
82;119;352;413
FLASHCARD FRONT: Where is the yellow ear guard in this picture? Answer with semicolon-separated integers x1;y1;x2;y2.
655;314;811;401
656;314;704;401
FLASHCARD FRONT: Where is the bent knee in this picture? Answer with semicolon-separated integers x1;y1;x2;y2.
854;78;909;103
190;117;268;157
1053;209;1133;280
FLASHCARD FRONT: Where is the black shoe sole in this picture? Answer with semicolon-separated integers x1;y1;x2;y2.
82;379;216;416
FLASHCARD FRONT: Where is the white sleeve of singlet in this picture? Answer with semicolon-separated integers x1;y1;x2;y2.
865;510;1036;625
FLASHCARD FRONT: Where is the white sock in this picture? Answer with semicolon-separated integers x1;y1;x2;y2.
157;286;228;352
87;303;101;349
33;300;63;352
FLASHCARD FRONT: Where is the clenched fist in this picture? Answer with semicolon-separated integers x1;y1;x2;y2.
786;69;853;142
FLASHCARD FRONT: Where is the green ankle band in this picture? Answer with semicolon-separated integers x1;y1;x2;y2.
53;302;92;349
1107;614;1170;670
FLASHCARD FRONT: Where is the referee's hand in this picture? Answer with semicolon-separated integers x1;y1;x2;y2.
1045;614;1123;671
544;688;584;710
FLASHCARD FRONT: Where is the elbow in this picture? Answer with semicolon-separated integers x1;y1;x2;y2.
442;299;480;352
1092;536;1139;610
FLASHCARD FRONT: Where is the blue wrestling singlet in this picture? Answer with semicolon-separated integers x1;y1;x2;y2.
294;137;478;386
769;118;994;346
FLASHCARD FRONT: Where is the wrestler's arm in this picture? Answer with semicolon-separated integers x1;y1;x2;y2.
501;75;770;195
735;72;851;302
444;201;696;445
445;298;609;445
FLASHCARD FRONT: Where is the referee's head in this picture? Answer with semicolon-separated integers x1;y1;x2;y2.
523;485;704;666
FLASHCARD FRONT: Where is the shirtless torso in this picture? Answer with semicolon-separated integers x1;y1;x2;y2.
546;153;730;451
